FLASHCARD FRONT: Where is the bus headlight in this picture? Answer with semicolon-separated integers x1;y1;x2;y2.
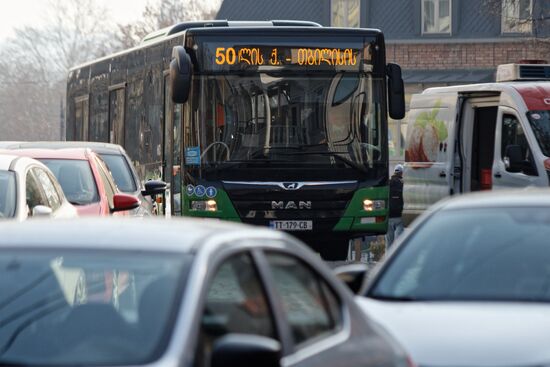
363;199;385;211
191;200;218;212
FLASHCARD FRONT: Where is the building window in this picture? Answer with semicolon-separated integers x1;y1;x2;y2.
422;0;451;34
502;0;532;33
331;0;360;28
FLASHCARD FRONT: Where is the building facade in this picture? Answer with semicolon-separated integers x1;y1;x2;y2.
216;0;550;164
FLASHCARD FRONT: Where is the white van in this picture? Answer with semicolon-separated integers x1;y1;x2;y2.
403;63;550;224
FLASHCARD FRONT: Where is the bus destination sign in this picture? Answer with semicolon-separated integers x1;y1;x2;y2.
214;46;359;67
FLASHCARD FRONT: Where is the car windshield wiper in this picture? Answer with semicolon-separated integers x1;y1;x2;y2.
0;360;33;366
368;294;422;302
68;200;88;206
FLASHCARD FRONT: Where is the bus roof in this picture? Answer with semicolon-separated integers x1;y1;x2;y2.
70;20;323;71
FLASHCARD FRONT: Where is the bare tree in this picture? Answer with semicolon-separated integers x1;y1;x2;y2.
112;0;222;50
0;0;113;140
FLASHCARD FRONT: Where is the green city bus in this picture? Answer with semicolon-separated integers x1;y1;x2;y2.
66;20;405;260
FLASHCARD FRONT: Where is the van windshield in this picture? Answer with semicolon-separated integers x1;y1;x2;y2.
527;110;550;157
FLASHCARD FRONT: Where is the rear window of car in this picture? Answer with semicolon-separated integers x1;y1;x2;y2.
40;159;99;205
0;171;16;218
99;154;138;193
0;249;190;366
369;207;550;303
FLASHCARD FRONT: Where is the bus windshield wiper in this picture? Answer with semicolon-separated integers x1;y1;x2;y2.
279;151;368;174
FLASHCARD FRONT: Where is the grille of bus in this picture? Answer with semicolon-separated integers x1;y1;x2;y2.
223;180;357;230
233;200;348;220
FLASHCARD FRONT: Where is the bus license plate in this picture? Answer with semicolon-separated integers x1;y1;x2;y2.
270;220;313;231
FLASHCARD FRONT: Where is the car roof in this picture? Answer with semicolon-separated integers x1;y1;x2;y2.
0;217;288;253
2;141;125;155
5;148;93;160
0;154;17;170
436;189;550;211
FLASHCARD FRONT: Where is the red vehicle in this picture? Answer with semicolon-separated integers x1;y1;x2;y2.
9;148;140;216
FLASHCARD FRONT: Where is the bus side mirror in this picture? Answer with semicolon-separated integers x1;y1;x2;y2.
170;46;192;104
387;63;405;120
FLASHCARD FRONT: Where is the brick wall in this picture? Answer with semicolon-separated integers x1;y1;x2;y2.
387;40;550;70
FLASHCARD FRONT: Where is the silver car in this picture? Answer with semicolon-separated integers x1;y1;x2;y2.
357;190;550;367
0;154;77;220
0;218;409;367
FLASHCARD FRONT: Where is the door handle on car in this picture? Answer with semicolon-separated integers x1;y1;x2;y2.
439;171;446;178
494;172;502;178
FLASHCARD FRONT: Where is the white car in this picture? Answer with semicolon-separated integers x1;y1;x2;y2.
356;190;550;367
0;154;77;220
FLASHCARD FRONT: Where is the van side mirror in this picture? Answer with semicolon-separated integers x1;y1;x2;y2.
334;264;369;294
170;46;192;104
211;334;281;367
386;63;406;120
504;144;523;172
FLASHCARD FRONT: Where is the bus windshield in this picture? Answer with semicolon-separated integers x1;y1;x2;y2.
185;73;385;176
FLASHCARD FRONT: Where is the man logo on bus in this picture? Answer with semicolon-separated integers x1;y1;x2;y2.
272;201;312;210
282;182;300;190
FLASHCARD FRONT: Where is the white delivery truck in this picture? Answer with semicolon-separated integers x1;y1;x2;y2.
403;63;550;224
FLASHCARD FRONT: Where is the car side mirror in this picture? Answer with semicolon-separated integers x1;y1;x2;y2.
386;63;405;120
112;193;140;212
211;334;281;367
31;205;53;217
142;180;167;197
170;46;192;104
504;144;523;172
334;263;369;294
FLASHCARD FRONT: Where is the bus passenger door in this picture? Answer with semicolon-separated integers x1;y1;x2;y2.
162;73;174;216
109;86;125;146
492;106;544;189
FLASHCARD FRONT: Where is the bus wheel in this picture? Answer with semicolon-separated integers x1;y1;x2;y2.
318;240;349;261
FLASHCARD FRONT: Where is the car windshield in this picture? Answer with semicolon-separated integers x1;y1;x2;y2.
186;73;385;177
0;249;190;366
527;110;550;157
369;207;550;302
39;159;99;205
99;154;138;193
0;171;16;218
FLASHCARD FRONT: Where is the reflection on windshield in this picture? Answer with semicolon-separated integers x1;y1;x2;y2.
0;171;16;218
0;250;188;366
40;160;99;205
99;154;137;193
369;208;550;302
527;110;550;157
185;73;384;172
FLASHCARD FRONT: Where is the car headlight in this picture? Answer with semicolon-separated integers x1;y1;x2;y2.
191;200;217;212
363;199;385;211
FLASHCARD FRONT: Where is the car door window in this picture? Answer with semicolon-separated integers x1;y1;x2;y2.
95;157;117;208
32;168;62;211
265;253;342;347
197;252;275;367
501;114;537;176
26;170;49;214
